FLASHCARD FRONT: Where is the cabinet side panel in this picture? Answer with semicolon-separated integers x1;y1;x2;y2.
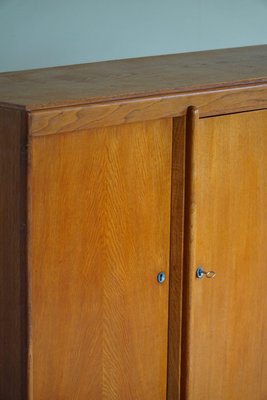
0;108;28;399
29;119;172;400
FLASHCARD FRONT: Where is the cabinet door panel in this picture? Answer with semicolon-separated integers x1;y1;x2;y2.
29;119;172;400
184;110;267;400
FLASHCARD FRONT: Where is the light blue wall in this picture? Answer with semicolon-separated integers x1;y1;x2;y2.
0;0;267;72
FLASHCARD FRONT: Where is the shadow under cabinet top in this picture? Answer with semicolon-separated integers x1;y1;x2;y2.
0;45;267;111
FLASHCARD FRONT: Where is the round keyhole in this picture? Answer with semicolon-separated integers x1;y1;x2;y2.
157;272;166;284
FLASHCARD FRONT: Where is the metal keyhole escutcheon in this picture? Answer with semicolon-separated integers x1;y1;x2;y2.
157;272;166;284
196;266;216;279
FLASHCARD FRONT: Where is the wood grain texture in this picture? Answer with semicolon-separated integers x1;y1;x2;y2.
0;107;28;399
167;116;186;400
29;84;267;136
0;45;267;110
29;119;172;399
181;107;200;400
183;109;267;400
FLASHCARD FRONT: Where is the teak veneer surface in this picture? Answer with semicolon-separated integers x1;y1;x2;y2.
0;45;267;110
29;119;172;399
183;109;267;400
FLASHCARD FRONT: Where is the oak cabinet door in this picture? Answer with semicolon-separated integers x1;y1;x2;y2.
29;119;172;399
183;110;267;400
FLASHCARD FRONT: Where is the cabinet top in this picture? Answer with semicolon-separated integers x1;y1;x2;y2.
0;45;267;111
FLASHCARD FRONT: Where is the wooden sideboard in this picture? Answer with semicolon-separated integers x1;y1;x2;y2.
1;45;267;400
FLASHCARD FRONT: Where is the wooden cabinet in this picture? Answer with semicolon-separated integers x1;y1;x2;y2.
1;45;267;400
